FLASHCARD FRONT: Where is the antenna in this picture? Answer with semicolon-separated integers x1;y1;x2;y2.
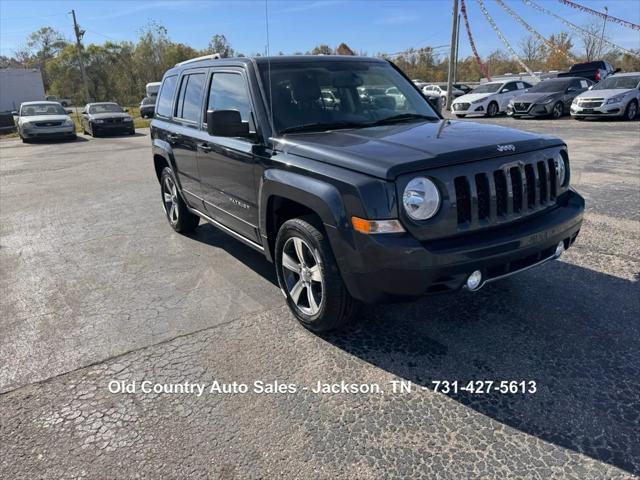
265;0;275;136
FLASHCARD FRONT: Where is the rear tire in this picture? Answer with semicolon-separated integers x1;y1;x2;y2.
160;167;199;234
275;217;354;332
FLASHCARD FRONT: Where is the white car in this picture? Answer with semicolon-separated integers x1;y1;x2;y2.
14;101;76;143
571;72;640;121
422;83;464;101
451;80;532;118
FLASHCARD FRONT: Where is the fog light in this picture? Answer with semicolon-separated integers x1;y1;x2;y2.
466;270;483;291
555;241;565;257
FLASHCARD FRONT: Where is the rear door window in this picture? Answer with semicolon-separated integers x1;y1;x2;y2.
175;73;205;123
156;75;178;117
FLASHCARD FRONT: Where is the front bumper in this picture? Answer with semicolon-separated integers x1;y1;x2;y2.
21;126;76;139
452;103;486;116
570;103;623;117
507;103;553;117
93;121;135;134
329;189;584;303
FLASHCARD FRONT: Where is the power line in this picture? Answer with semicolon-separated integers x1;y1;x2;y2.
476;0;537;77
495;0;577;62
460;0;491;80
556;0;640;31
521;0;640;58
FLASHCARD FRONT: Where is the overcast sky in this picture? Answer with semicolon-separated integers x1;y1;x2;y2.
1;0;639;59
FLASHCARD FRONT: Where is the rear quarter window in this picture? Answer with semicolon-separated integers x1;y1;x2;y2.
156;75;178;117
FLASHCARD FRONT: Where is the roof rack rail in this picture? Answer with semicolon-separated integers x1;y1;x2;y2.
176;53;221;67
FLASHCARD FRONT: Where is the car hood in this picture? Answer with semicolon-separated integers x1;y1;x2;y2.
89;112;131;120
20;114;70;124
453;92;492;104
512;92;561;103
276;120;563;180
577;88;634;99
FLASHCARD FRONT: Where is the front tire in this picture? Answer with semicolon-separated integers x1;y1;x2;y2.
551;102;563;119
487;101;499;117
275;217;354;332
160;167;199;233
624;100;637;121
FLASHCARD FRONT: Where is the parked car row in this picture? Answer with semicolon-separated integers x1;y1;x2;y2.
13;101;136;142
448;72;639;121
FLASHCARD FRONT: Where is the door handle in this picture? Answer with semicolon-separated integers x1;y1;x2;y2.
198;142;213;153
166;134;178;142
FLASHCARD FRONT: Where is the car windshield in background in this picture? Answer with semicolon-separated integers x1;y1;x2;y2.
529;80;570;93
89;103;124;113
20;103;67;116
593;76;640;90
470;83;502;94
257;60;438;134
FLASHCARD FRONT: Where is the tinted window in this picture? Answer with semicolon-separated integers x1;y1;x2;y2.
207;73;254;130
502;82;518;92
175;73;205;122
156;75;177;117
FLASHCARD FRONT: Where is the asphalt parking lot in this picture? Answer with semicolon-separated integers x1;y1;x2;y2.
1;115;639;479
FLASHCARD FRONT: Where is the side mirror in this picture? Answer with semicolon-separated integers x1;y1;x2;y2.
11;111;18;116
81;109;87;114
588;86;593;90
206;109;249;137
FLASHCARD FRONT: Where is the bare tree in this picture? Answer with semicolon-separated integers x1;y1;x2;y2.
206;34;235;58
519;35;544;67
580;21;606;61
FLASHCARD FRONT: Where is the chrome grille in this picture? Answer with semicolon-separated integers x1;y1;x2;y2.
34;121;63;127
578;98;604;108
513;102;531;112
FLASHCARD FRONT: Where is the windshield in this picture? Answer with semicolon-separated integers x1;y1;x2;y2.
471;83;502;94
529;80;570;93
593;76;640;90
257;59;438;134
20;103;66;116
89;103;124;114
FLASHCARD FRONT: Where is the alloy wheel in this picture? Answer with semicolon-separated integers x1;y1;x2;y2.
628;102;637;120
488;103;498;117
162;176;179;225
553;103;563;119
281;236;324;316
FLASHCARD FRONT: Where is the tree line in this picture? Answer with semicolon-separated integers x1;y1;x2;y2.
1;22;638;106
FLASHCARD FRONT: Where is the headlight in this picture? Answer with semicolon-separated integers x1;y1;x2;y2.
471;97;486;104
606;96;623;104
554;154;568;187
123;117;133;122
93;119;105;124
402;177;440;220
540;96;554;104
64;118;74;126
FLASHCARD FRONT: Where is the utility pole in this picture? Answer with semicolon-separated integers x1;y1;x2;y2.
446;0;459;112
598;6;608;58
453;13;461;84
70;9;91;103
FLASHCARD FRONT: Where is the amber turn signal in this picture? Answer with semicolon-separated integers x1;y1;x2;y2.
351;216;405;234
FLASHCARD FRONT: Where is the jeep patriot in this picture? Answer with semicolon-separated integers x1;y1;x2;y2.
150;55;584;332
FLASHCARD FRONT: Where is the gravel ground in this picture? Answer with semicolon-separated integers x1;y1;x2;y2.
1;115;639;479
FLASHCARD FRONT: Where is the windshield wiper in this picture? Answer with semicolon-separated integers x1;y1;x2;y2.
280;121;367;134
370;113;439;126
